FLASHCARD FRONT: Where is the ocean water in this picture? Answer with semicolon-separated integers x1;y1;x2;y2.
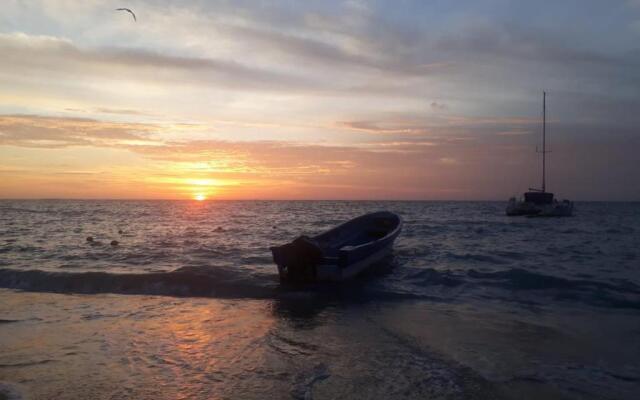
0;200;639;399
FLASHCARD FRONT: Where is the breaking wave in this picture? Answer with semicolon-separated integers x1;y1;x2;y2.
0;267;278;299
1;266;638;309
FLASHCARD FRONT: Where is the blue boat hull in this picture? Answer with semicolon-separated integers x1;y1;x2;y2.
270;211;402;282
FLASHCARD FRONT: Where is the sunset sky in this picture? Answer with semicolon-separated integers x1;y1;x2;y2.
1;0;639;200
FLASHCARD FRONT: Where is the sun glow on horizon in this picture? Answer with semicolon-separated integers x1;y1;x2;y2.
1;1;639;202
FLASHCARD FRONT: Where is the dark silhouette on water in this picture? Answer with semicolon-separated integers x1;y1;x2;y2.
506;92;573;217
116;8;137;22
271;211;402;282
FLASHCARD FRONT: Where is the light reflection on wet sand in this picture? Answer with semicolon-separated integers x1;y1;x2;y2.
2;289;638;400
0;290;502;400
0;291;277;399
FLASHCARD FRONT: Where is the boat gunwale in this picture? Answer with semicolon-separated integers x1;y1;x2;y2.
315;211;402;255
270;211;403;282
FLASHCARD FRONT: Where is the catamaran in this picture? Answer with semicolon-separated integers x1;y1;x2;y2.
506;92;573;217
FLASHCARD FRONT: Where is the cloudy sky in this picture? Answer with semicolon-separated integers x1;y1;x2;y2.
1;0;639;200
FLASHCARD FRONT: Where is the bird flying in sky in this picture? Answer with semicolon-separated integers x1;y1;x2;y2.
116;8;137;22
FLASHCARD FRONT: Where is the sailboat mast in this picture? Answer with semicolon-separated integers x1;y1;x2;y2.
542;91;546;193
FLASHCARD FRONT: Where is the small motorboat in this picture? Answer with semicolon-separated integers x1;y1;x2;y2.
270;211;402;282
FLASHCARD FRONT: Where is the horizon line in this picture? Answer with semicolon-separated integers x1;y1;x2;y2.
0;198;638;203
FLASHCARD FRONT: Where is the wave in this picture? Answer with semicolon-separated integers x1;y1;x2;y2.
467;268;639;293
0;359;55;368
443;252;507;264
0;267;278;299
465;268;640;309
0;206;47;214
400;267;465;287
1;266;638;309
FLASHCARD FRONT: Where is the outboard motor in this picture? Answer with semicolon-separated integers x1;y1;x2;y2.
271;236;323;282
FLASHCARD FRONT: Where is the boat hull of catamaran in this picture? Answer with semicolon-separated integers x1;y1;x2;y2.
506;195;573;217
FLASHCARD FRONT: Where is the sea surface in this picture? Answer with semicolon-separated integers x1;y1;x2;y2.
0;200;639;399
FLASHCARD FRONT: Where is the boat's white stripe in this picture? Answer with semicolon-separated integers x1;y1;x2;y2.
316;243;393;281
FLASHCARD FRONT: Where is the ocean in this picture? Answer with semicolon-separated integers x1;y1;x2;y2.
0;200;639;399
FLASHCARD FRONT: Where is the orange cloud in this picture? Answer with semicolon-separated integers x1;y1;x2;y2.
2;113;637;200
0;112;541;199
0;115;157;148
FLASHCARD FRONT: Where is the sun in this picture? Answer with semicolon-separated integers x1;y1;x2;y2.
193;193;207;201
